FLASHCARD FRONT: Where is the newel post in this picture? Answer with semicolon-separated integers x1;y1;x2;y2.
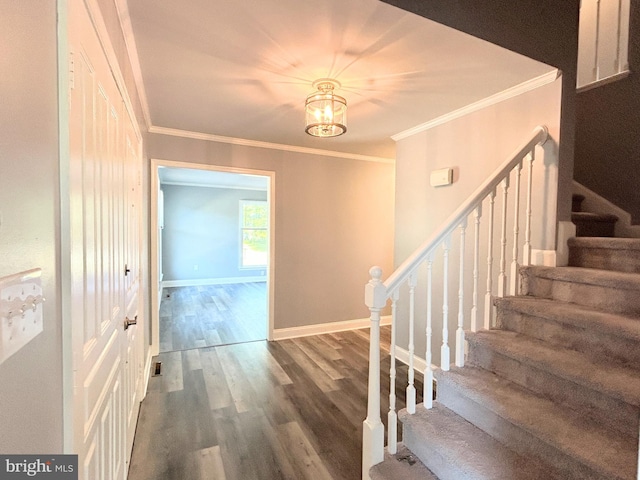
362;266;386;479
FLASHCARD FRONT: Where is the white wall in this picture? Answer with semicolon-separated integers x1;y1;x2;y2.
393;79;562;367
148;133;395;330
0;1;63;452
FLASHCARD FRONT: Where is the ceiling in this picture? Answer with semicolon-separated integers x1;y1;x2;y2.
158;166;269;190
124;0;556;159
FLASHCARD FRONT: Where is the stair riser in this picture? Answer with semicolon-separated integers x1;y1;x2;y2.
402;428;477;480
521;274;640;316
569;247;640;274
436;384;608;480
467;341;639;438
574;221;616;237
496;308;640;367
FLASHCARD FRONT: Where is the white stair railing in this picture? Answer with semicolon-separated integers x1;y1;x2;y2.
362;125;549;479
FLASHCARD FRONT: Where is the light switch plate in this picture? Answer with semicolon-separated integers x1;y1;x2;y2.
0;268;44;364
430;168;453;187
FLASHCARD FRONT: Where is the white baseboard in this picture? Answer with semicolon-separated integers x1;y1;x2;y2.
272;315;392;341
555;220;576;266
162;276;267;288
142;349;153;398
395;345;428;373
531;249;557;267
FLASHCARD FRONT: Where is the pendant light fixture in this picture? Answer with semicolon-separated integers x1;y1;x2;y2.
305;79;347;137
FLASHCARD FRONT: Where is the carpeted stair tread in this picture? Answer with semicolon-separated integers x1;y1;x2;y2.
568;237;640;273
369;444;439;480
571;212;619;223
495;296;640;344
522;265;640;290
568;237;640;250
468;330;640;408
437;366;637;480
399;403;560;480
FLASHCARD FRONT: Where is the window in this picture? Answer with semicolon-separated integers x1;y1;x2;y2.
240;200;268;268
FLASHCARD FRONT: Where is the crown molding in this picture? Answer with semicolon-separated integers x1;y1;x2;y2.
149;125;396;164
392;69;560;141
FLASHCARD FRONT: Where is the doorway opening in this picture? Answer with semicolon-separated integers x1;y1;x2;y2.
150;160;274;355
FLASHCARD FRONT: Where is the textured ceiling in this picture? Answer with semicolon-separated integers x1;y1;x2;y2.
126;0;555;158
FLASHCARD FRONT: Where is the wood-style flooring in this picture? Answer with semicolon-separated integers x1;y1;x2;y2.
159;283;267;352
128;327;423;480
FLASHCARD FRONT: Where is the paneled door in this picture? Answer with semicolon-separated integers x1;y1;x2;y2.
68;2;144;478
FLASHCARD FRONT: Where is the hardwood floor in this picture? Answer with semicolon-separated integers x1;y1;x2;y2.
159;283;267;352
128;327;423;480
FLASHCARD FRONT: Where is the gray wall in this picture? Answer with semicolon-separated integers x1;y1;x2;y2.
394;80;562;367
149;134;395;329
0;1;63;452
575;0;640;223
381;0;580;223
162;185;268;281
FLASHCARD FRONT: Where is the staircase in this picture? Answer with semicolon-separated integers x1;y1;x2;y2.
372;205;640;478
571;193;619;237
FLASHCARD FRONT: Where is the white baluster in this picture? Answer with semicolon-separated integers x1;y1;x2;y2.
484;190;496;329
455;220;467;367
615;0;623;72
471;205;482;332
387;291;399;454
509;162;522;296
594;0;602;81
363;267;386;477
498;177;510;298
424;255;434;409
441;237;451;372
406;273;417;414
523;152;535;266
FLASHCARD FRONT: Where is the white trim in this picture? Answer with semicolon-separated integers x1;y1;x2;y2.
392;69;560;141
161;180;267;191
395;345;426;374
531;249;558;267
58;0;74;454
150;159;276;352
113;0;151;129
162;276;267;288
149;125;395;164
272;315;392;341
83;0;142;143
555;220;576;266
142;349;153;398
573;181;640;238
576;70;630;93
394;346;439;380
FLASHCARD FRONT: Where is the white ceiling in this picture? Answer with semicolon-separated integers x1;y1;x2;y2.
125;0;556;159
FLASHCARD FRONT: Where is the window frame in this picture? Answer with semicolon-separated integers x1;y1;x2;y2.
239;200;269;269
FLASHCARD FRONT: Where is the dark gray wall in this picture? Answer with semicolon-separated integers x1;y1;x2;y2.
162;185;268;281
575;0;640;223
381;0;581;222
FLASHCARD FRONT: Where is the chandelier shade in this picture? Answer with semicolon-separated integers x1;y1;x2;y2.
305;79;347;137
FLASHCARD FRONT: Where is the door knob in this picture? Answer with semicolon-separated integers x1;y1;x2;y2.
124;315;138;330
